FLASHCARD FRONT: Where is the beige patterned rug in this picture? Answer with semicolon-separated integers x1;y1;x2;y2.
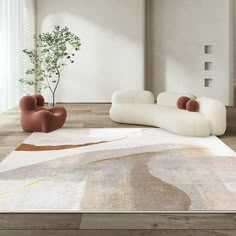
0;128;235;212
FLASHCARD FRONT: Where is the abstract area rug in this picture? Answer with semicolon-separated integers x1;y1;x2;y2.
0;128;236;212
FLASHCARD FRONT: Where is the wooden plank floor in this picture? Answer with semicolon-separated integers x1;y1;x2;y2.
0;103;236;235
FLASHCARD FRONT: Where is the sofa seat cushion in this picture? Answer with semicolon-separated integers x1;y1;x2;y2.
110;104;211;137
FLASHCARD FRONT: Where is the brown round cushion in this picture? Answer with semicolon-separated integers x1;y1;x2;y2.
177;96;191;109
33;94;45;106
19;96;37;111
186;100;199;112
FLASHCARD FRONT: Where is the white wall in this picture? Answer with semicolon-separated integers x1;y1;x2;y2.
37;0;145;103
146;0;234;105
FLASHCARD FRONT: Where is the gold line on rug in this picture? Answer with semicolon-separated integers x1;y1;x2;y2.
0;192;9;199
0;174;58;200
24;174;58;188
87;146;209;166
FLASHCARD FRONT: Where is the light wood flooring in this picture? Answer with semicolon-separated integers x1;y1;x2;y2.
0;103;236;236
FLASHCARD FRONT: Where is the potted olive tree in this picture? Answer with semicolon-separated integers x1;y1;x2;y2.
20;26;81;106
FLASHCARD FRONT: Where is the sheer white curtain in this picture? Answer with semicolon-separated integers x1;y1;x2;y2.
0;0;24;113
22;0;36;96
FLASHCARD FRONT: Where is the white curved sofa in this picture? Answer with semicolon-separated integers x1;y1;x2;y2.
109;90;226;137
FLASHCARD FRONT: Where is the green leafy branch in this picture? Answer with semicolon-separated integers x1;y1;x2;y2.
20;26;81;106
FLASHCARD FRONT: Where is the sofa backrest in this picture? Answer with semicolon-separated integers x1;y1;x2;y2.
157;92;196;108
112;90;155;104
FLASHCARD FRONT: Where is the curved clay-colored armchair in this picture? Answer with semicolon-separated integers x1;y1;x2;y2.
19;94;67;133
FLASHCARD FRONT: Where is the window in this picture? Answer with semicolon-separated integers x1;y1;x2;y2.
0;0;36;113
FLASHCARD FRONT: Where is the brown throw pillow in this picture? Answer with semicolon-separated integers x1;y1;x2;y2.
177;96;191;109
186;100;199;112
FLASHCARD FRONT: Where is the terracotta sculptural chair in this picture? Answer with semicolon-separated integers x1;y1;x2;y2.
19;94;67;132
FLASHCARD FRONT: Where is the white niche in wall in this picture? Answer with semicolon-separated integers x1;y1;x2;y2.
204;45;213;54
204;62;213;71
204;78;213;88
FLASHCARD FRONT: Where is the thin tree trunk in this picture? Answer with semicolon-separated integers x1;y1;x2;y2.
52;70;61;107
53;93;55;107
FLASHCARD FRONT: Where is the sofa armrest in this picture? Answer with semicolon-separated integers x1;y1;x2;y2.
111;90;155;104
196;97;226;136
157;92;196;108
